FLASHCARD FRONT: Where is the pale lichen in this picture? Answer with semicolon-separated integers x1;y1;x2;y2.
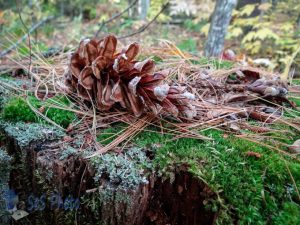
91;147;151;189
0;121;64;148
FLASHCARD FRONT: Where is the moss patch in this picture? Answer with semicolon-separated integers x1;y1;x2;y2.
1;95;76;128
120;126;300;225
97;123;128;145
198;57;234;69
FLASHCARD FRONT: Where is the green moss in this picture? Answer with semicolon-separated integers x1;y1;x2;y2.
2;96;40;122
289;97;300;107
273;202;300;225
198;57;234;69
177;39;197;53
291;79;300;85
97;123;128;145
1;95;76;128
131;127;300;225
44;95;77;128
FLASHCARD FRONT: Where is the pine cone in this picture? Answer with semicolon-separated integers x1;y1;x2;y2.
66;34;196;119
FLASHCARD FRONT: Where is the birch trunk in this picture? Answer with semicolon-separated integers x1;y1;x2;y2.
204;0;237;57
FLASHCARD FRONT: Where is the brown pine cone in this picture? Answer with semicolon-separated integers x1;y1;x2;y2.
66;34;196;119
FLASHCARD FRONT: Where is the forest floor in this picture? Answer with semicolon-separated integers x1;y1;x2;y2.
0;18;300;225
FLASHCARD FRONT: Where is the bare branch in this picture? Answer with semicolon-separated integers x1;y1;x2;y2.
118;2;169;40
95;0;139;38
0;16;55;58
16;0;32;80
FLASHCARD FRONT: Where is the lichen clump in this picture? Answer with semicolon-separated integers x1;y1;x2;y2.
1;122;64;148
91;147;151;189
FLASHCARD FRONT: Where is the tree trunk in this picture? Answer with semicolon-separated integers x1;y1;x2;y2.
139;0;150;20
128;0;139;18
237;0;260;9
204;0;237;57
259;0;268;21
297;14;300;37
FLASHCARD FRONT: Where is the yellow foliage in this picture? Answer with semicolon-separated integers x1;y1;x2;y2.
258;3;272;12
239;4;257;17
282;46;300;80
255;28;279;40
232;17;259;27
227;27;243;38
228;0;300;72
200;23;210;37
148;0;170;22
244;40;261;55
280;23;295;33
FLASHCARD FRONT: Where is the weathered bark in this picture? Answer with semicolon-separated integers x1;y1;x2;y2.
144;171;216;225
0;147;11;225
204;0;237;57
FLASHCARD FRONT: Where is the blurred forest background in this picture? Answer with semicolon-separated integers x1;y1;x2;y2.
0;0;299;75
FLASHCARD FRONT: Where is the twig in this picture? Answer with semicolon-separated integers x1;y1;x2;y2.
95;0;139;38
118;2;170;39
284;160;300;202
0;16;55;58
16;0;32;79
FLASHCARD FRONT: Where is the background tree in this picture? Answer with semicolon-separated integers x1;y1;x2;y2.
204;0;237;57
139;0;150;20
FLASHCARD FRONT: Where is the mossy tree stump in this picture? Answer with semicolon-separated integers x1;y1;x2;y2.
0;121;215;225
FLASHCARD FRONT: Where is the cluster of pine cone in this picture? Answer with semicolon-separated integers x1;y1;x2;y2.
65;34;196;119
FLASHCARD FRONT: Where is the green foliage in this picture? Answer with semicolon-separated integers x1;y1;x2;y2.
177;38;197;52
115;18;134;34
183;19;208;32
198;57;234;69
273;202;300;225
290;97;300;107
1;95;76;128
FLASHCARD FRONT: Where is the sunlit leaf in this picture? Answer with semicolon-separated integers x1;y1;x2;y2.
258;3;272;12
200;23;210;37
240;4;257;17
